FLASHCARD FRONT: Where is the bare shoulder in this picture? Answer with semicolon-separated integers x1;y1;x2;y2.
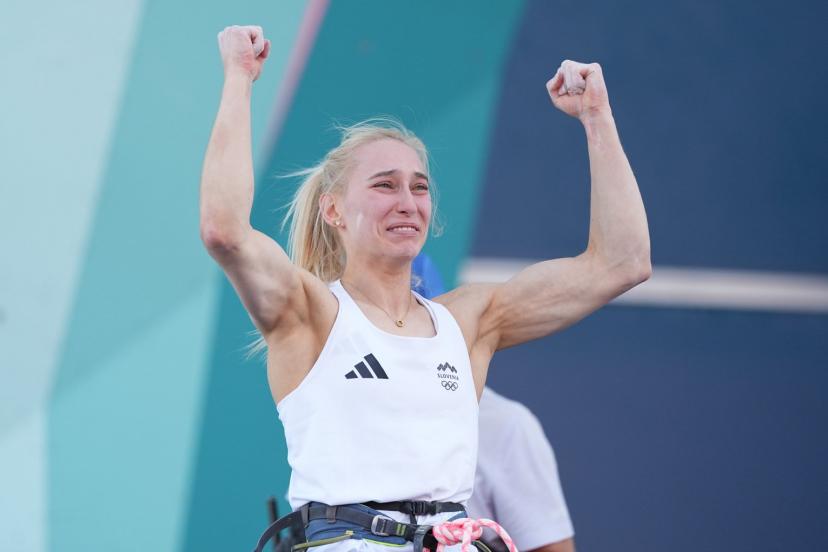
261;271;338;402
262;269;338;343
433;283;499;352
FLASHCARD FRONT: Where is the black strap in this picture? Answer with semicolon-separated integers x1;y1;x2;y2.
253;504;425;552
363;500;466;516
412;524;438;552
253;513;299;552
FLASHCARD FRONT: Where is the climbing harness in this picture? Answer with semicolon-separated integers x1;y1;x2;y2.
252;500;517;552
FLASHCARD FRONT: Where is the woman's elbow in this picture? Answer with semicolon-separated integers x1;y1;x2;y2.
611;251;651;292
627;252;652;286
200;222;245;258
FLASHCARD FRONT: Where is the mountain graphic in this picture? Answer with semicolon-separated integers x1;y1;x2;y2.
437;362;457;373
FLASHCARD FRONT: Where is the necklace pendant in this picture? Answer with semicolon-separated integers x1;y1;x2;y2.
396;320;404;328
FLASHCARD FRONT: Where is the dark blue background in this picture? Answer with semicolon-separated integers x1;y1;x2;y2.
476;1;828;550
474;0;828;272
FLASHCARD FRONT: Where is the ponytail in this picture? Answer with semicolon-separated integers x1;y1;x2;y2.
244;117;436;360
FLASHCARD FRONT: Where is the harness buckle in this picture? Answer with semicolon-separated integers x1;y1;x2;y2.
406;501;437;516
370;515;396;537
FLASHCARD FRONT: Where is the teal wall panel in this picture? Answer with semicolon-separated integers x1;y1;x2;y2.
183;2;525;551
259;0;527;286
49;279;218;550
1;1;146;550
47;1;308;550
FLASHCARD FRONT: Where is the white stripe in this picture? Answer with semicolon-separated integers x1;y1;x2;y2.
459;258;828;313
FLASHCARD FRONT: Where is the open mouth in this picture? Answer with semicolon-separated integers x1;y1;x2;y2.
387;223;420;234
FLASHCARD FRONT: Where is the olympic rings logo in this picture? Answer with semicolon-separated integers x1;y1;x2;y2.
441;381;458;391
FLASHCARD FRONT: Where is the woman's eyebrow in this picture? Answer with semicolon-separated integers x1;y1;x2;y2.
367;169;429;182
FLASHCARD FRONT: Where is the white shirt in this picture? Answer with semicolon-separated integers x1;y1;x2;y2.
466;388;574;550
277;280;478;510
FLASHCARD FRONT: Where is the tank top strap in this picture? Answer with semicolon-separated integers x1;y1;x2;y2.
410;288;441;334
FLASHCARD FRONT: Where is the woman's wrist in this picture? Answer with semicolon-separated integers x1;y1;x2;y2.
222;70;254;97
579;105;614;127
580;107;617;145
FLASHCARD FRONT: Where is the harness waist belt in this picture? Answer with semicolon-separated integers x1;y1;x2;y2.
253;501;463;552
363;500;465;516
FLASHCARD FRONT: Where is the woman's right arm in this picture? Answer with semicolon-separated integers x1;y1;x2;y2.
199;26;304;336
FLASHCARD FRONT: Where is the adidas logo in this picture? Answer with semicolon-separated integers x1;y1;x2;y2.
436;362;457;373
345;353;389;380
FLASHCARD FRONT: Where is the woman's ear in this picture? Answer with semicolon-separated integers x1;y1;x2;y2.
319;192;344;228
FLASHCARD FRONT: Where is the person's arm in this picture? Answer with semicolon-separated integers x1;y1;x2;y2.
199;25;307;336
448;60;651;358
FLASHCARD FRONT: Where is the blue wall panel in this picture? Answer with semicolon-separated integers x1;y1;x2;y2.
486;308;828;550
473;0;828;273
473;1;828;549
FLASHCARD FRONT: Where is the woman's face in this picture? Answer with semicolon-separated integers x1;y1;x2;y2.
336;138;432;263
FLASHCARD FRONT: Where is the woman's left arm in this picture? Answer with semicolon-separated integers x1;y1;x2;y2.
470;60;651;352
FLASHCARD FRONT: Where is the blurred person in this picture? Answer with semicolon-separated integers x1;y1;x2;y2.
468;388;575;552
414;257;575;552
200;24;648;552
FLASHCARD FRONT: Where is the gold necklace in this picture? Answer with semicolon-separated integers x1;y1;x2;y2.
342;280;413;327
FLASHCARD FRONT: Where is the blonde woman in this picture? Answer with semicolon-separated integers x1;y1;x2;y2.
200;25;650;552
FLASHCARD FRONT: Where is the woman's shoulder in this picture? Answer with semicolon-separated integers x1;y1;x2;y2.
265;269;339;339
430;283;499;349
432;282;498;319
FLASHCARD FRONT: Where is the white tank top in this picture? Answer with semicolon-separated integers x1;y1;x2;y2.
277;280;479;510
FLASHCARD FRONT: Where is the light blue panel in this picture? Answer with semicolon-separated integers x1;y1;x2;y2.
49;279;217;550
0;1;146;551
49;1;304;393
0;0;144;434
0;410;46;552
46;0;309;550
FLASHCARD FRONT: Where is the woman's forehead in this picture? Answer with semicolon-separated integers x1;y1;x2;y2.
351;138;424;178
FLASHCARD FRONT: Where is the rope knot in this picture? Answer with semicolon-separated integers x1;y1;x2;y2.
429;518;518;552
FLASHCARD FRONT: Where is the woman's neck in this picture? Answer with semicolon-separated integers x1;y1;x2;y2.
340;261;413;313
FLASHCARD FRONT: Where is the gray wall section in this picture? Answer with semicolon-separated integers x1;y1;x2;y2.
475;1;828;550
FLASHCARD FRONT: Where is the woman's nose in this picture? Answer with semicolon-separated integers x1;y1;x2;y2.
396;187;417;213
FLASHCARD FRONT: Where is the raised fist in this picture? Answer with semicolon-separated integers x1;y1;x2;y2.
546;60;611;120
217;25;271;82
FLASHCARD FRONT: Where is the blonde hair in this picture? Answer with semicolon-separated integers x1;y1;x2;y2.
244;117;438;360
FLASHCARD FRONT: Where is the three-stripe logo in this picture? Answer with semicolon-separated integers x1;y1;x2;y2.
344;353;389;380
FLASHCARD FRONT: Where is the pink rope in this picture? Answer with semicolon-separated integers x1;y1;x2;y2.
429;518;518;552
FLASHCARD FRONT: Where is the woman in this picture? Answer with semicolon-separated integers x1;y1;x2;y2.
200;25;650;552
